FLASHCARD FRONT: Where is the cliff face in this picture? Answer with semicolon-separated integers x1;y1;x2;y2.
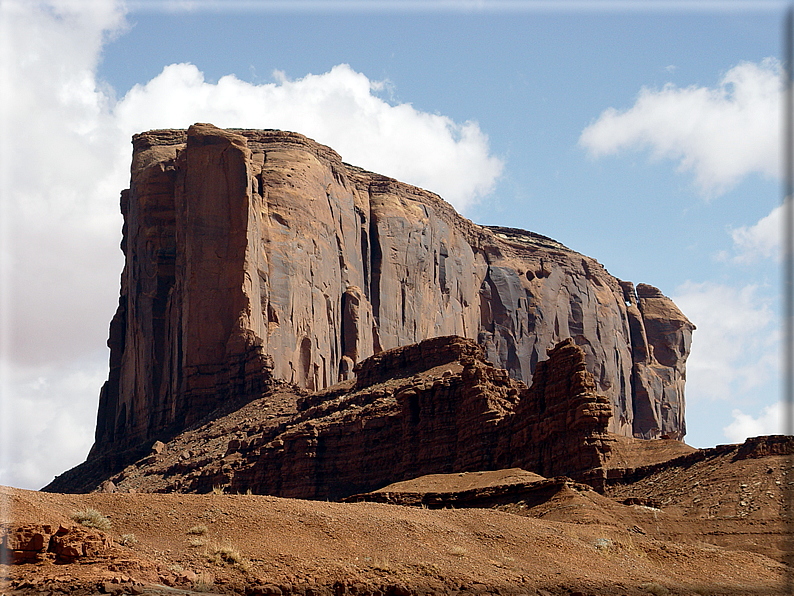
91;123;694;460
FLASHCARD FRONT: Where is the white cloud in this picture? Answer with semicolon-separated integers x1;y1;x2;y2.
0;0;129;490
672;281;777;403
579;59;782;197
0;358;105;490
729;200;784;264
0;0;503;489
723;402;784;443
113;63;503;210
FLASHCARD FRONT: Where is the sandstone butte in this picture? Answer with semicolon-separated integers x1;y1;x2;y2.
45;123;696;496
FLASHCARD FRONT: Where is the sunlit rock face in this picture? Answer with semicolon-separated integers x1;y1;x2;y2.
90;123;694;459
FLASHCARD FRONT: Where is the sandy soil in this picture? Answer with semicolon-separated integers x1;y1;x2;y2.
2;454;789;596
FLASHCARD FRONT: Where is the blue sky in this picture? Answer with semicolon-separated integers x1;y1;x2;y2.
0;0;788;490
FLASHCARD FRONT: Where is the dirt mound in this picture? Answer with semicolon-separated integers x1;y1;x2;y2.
372;469;546;493
604;434;794;563
341;437;792;566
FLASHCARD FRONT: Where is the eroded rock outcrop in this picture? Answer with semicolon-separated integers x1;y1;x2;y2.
1;524;113;564
90;123;693;463
172;336;617;498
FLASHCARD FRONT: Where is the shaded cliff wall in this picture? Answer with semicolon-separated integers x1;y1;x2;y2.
91;123;694;458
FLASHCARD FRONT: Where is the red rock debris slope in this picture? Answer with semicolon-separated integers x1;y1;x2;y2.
49;337;616;498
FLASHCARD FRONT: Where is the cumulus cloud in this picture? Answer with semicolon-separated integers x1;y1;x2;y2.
113;63;503;210
728;199;784;264
0;359;107;489
0;0;130;490
579;59;782;197
0;0;503;489
672;281;777;403
724;402;783;443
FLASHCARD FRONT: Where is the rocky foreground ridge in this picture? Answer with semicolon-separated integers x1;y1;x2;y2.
48;123;694;493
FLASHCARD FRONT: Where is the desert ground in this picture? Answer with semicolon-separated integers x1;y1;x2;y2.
2;441;791;596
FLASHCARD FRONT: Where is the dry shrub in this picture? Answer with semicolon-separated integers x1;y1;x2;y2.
206;541;250;571
187;524;209;536
71;508;111;531
194;572;215;592
364;555;391;571
118;533;137;547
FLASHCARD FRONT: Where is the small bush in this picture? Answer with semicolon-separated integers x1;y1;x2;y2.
71;508;111;531
187;524;209;536
594;537;613;551
206;542;250;570
449;545;467;557
118;533;138;547
211;485;225;495
194;572;215;592
364;555;391;571
189;537;207;548
217;545;243;564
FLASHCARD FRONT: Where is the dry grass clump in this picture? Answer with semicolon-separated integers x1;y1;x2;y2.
71;508;111;531
594;537;613;551
118;533;138;546
187;524;209;536
448;545;467;557
364;555;391;571
206;542;250;571
193;572;215;592
211;485;225;495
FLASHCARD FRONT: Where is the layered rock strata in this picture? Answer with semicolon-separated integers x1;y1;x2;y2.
90;123;694;463
128;336;616;499
343;476;594;510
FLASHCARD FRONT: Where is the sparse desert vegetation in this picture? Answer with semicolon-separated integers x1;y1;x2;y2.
1;470;787;595
205;541;250;571
70;508;111;531
187;524;208;536
118;533;137;546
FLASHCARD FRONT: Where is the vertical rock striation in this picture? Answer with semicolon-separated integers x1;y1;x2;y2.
90;123;694;461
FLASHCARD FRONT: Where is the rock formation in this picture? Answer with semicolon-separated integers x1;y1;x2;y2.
177;336;615;498
1;524;112;564
89;123;694;467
